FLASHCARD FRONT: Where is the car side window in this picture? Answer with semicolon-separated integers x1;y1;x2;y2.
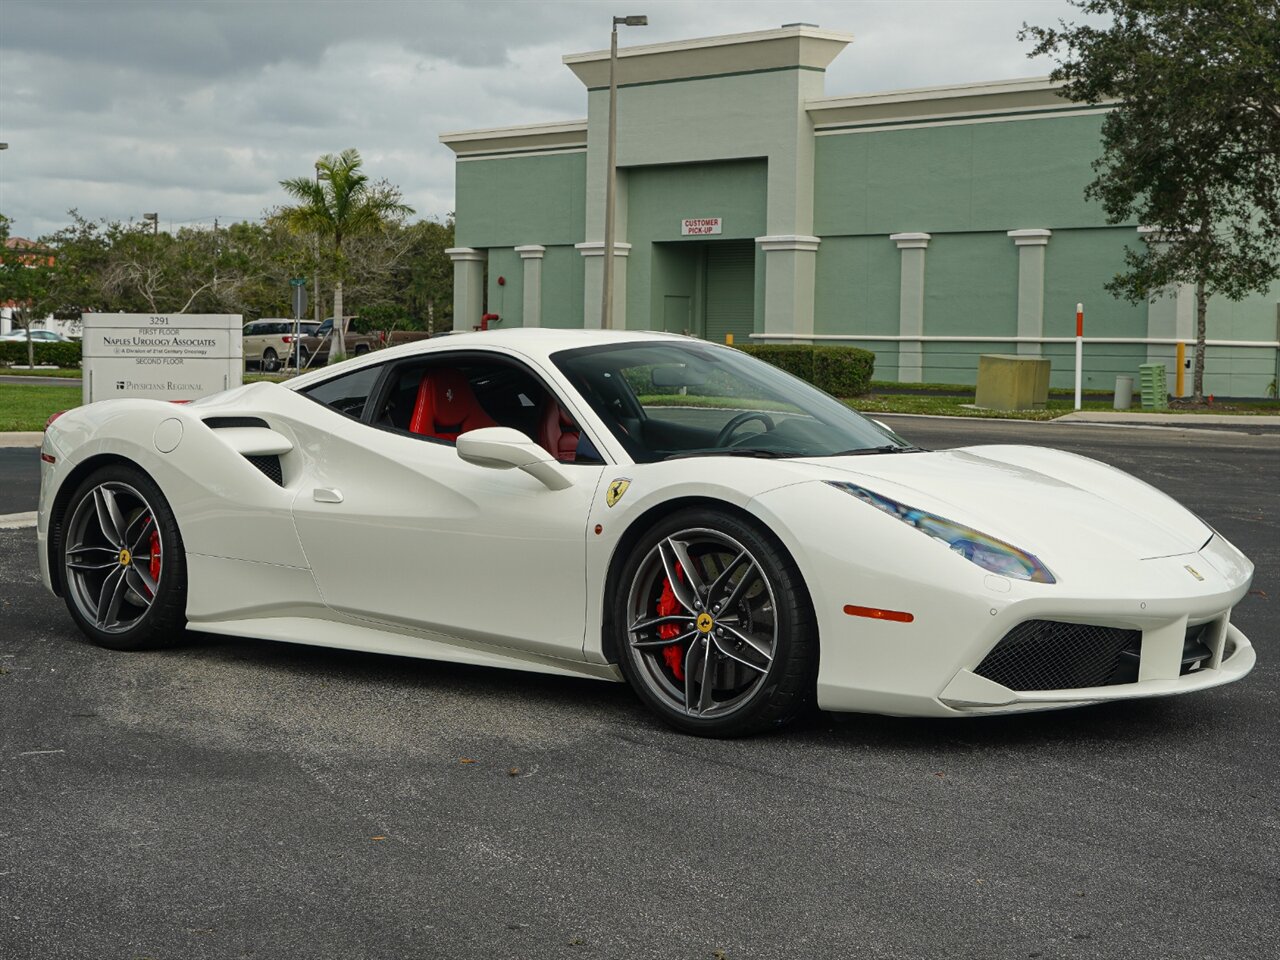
301;364;383;420
368;356;604;464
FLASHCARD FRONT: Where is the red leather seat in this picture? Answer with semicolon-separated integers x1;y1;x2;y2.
538;398;580;462
408;369;496;441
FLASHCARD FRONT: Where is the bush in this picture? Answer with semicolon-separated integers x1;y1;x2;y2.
737;344;813;383
0;340;83;368
737;343;874;397
812;346;875;397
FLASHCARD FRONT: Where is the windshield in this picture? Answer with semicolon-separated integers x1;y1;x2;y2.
551;340;915;463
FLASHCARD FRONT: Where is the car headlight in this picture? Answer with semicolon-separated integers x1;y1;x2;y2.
827;481;1056;584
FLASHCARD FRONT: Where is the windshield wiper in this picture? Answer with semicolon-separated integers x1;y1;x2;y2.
826;445;924;456
663;448;786;460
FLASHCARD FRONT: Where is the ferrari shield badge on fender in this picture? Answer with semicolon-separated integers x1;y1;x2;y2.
606;478;631;508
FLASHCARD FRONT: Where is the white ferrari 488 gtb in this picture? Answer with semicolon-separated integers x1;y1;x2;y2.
38;330;1256;736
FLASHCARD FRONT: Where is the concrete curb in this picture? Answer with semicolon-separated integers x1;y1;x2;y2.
0;511;37;529
0;433;44;448
1055;411;1280;426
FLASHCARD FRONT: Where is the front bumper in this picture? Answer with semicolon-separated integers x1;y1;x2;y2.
748;483;1257;719
937;621;1254;715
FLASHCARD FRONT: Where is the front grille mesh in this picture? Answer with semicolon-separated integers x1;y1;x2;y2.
245;454;283;486
974;620;1141;691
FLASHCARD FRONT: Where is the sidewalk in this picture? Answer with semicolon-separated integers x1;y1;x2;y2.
1054;410;1280;427
0;432;44;448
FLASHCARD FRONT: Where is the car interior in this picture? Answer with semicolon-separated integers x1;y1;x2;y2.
302;356;603;464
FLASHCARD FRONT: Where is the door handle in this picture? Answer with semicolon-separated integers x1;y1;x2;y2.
312;487;344;503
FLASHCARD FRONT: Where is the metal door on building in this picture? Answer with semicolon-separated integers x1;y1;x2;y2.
704;241;755;344
663;295;691;335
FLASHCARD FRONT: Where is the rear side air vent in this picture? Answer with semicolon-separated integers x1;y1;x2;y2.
204;416;270;429
203;420;291;486
244;454;283;486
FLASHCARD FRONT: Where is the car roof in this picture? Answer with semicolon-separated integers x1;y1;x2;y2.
284;328;702;390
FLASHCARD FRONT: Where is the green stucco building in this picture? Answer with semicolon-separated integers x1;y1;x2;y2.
441;25;1279;397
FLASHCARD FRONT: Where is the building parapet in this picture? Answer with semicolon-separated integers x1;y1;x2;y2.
807;77;1115;132
439;119;588;158
563;24;852;90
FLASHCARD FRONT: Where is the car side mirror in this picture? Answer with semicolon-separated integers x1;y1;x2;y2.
456;426;573;491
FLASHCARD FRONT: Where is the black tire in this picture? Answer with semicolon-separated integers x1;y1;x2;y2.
297;346;310;370
354;345;369;356
613;508;817;737
56;463;187;651
262;348;279;372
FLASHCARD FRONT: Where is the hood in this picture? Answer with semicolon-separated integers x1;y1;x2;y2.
793;444;1210;566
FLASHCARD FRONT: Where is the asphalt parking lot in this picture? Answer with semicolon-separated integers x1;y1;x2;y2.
1;417;1276;960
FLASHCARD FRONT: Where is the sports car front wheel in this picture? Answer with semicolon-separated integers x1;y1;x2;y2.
615;509;817;737
58;464;188;650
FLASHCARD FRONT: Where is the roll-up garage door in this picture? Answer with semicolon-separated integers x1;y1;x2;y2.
704;241;755;344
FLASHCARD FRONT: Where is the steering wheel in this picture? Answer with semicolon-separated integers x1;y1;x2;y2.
714;411;776;447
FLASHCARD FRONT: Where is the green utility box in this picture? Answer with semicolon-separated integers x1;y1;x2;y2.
1138;362;1169;410
974;355;1052;411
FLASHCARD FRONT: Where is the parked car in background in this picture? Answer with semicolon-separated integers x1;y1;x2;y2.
0;328;73;342
296;317;432;366
242;319;319;372
296;316;384;367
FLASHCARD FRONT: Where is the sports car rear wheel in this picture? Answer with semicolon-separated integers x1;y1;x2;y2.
59;465;187;650
616;509;816;736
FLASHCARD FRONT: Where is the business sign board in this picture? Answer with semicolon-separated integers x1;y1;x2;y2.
80;313;243;405
681;217;722;236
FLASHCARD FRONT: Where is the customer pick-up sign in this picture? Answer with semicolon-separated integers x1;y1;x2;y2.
680;217;722;236
80;313;243;404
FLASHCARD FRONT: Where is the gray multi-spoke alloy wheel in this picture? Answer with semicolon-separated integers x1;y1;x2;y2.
615;508;817;737
58;465;187;650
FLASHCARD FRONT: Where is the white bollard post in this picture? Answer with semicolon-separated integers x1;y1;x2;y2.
1074;302;1084;411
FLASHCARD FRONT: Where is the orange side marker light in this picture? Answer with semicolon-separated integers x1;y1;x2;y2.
844;604;914;623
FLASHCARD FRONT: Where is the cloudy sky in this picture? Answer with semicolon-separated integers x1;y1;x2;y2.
0;0;1087;239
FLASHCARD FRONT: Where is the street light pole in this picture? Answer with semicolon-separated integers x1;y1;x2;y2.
601;14;647;330
313;162;322;326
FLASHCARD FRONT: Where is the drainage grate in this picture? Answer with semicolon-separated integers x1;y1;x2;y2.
974;620;1141;691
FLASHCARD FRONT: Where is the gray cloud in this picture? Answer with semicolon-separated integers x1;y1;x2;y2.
0;0;1084;237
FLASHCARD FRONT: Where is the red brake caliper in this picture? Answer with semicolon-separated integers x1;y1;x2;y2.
148;527;161;594
657;563;687;680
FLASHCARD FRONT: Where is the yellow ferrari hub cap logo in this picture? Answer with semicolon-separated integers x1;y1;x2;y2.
606;478;631;508
696;612;715;634
118;548;132;567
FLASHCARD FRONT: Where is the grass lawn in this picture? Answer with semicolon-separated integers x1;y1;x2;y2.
0;367;83;378
0;383;83;432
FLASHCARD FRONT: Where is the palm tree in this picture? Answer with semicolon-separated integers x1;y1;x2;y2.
279;149;413;357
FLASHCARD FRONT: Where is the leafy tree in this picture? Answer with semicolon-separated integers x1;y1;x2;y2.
38;211;115;318
340;214;456;333
278;149;413;356
0;217;57;367
1022;0;1280;401
400;215;456;332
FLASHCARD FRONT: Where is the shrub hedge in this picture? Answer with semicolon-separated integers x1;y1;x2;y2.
0;340;83;368
737;343;874;397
